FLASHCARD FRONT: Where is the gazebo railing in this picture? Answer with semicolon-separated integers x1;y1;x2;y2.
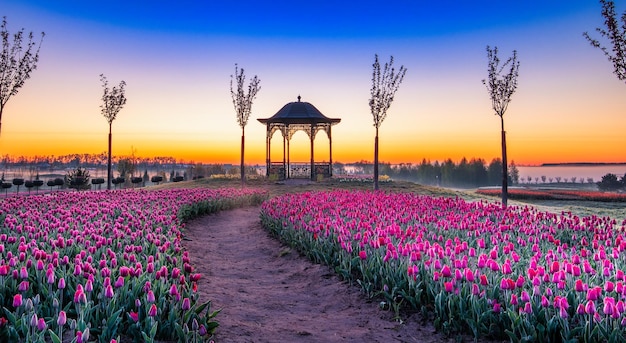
269;162;332;180
269;162;286;180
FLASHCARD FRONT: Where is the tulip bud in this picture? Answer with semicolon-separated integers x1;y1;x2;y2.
58;311;67;326
182;298;191;311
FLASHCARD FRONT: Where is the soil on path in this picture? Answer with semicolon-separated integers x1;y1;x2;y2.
182;206;460;343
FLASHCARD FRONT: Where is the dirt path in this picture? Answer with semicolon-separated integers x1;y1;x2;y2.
182;206;455;343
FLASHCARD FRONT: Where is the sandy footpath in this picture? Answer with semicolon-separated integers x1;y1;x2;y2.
182;206;463;343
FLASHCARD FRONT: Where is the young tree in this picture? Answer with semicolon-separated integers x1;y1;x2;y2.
230;64;260;188
369;54;407;190
0;17;45;136
482;46;520;208
100;74;127;190
584;0;626;83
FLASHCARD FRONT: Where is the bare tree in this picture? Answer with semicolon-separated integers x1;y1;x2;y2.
100;74;127;190
0;17;45;136
230;64;260;188
482;46;520;208
369;54;407;190
584;0;626;82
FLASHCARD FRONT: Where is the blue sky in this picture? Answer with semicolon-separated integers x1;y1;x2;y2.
14;1;598;38
2;1;625;165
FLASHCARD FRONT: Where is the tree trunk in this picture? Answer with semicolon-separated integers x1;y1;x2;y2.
500;116;508;208
374;127;379;191
240;128;245;188
107;123;112;190
0;105;3;137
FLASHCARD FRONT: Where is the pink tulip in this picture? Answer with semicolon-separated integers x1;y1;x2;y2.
441;265;451;278
147;290;155;303
13;294;22;307
575;279;585;292
523;302;532;314
585;300;596;315
58;311;67;326
471;284;480;295
58;277;66;289
105;285;114;299
510;294;518;306
182;297;191;311
119;266;130;277
114;276;124;288
148;304;158;317
559;306;568;319
37;318;46;331
603;298;616;316
464;268;474;282
18;281;29;292
587;287;601;301
501;262;512;274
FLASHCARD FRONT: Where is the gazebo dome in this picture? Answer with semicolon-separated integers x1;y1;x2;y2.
257;96;341;125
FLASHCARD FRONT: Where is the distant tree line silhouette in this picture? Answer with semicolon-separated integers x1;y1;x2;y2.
340;158;519;188
0;153;179;170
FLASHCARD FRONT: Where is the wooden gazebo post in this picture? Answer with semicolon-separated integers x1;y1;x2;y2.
310;125;315;181
329;126;333;177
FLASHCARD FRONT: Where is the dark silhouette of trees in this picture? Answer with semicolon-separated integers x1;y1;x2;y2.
482;46;520;208
67;167;90;191
230;64;260;188
597;173;623;191
373;157;518;188
584;0;626;82
369;54;407;190
100;74;127;190
0;17;45;136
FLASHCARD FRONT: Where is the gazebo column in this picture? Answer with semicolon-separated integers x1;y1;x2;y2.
310;125;315;180
329;126;333;177
266;125;270;176
287;130;291;179
282;128;286;180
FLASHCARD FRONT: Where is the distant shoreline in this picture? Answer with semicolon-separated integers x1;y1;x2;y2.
540;162;626;167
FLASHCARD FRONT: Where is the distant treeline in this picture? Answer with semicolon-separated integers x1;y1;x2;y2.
339;158;519;188
0;153;180;168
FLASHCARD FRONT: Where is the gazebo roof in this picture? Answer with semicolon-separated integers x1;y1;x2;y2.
257;96;341;125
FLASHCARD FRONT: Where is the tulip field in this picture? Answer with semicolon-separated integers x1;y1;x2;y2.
477;188;626;202
261;190;626;342
0;188;267;342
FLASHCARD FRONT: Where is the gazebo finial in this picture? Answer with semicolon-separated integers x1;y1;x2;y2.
297;95;301;102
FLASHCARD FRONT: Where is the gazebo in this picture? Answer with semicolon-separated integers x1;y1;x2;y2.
258;96;341;181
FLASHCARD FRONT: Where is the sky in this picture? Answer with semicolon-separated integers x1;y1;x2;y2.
2;0;626;166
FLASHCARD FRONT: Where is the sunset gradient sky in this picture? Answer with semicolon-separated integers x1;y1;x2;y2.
2;1;626;166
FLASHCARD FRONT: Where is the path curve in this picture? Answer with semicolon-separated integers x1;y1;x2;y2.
182;206;455;343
